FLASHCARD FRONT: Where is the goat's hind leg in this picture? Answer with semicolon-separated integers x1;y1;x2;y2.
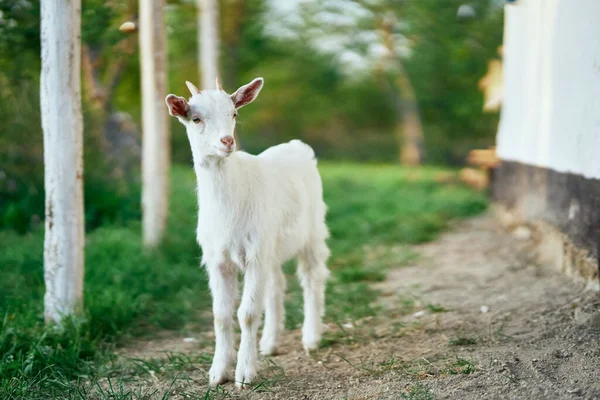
297;240;330;353
259;265;286;355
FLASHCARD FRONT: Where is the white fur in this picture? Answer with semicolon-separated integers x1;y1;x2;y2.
165;78;330;389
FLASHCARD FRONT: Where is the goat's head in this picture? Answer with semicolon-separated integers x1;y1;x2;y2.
165;77;264;159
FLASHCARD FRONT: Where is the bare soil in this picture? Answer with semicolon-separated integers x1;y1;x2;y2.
118;215;600;399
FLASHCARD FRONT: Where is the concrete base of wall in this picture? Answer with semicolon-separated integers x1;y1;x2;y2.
491;160;600;291
493;203;599;291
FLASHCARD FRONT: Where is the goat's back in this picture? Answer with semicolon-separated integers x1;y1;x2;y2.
258;139;315;164
258;140;327;261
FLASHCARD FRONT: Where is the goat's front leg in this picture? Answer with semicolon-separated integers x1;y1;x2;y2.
207;261;238;386
235;264;266;389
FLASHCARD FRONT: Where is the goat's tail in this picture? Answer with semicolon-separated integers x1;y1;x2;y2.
288;139;316;161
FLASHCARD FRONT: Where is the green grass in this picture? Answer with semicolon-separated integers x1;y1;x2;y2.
426;304;449;313
401;383;435;400
447;357;477;375
0;163;486;398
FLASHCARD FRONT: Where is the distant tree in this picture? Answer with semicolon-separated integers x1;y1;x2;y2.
0;1;142;233
377;11;424;165
140;0;170;247
220;0;245;88
198;0;219;89
262;0;503;163
265;0;423;164
81;0;138;113
400;0;504;163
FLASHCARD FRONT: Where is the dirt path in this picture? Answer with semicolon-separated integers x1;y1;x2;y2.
119;215;600;399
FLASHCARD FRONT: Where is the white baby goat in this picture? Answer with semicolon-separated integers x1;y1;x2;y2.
165;77;330;388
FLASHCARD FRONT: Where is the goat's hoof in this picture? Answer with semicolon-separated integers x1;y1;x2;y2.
235;369;257;390
209;372;230;386
209;374;229;386
302;336;321;355
209;366;231;386
303;345;319;356
235;380;253;390
259;342;280;356
260;348;278;356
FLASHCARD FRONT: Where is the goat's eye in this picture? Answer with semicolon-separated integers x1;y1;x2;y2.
192;117;202;124
233;111;238;119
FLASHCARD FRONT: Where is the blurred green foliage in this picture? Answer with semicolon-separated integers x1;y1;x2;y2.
401;0;504;163
0;0;141;232
0;0;502;232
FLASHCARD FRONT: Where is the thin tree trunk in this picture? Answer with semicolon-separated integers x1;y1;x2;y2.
395;64;423;165
222;0;244;88
198;0;219;89
40;0;85;324
140;0;170;247
380;19;424;165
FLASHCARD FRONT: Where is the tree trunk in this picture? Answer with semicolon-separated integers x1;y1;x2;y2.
221;0;244;88
198;0;219;89
395;65;424;165
140;0;170;247
380;18;424;165
40;0;85;324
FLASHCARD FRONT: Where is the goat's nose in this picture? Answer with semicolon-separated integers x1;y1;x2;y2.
220;136;234;147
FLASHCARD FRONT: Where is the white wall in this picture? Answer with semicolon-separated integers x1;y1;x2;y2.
497;0;600;180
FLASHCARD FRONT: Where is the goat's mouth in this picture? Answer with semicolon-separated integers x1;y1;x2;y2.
214;146;235;156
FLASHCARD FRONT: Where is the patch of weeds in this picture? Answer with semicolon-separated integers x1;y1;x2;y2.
320;330;351;348
398;296;417;315
251;359;286;393
285;271;381;330
164;352;212;371
375;357;403;375
93;377;154;400
251;378;277;393
335;266;386;283
426;304;449;313
336;354;374;375
200;384;233;400
319;322;366;349
395;248;421;266
399;358;438;379
392;321;407;336
326;283;381;324
401;382;435;400
363;245;419;271
398;356;477;379
504;373;518;384
129;352;212;378
446;357;476;375
337;355;406;377
448;337;477;346
494;323;515;341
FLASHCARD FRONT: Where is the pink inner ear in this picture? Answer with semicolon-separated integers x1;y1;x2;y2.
233;80;262;108
168;96;189;118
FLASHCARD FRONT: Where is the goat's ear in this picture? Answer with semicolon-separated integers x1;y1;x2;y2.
230;77;264;109
165;94;190;119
